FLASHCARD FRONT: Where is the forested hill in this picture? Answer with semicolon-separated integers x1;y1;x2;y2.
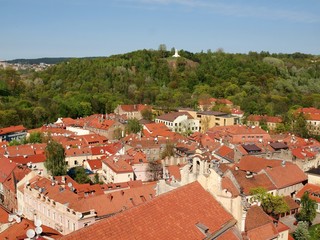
7;57;71;65
0;49;319;129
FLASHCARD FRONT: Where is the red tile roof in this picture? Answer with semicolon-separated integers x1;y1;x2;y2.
119;104;150;112
10;154;46;165
236;156;282;173
283;196;299;210
69;183;156;217
247;115;282;123
292;147;316;160
157;111;194;121
245;205;278;240
0;205;9;223
0;157;17;183
221;176;240;197
297;107;320;121
166;164;184;181
143;122;175;138
4;143;46;157
264;164;307;189
0;218;62;239
3;165;31;192
296;183;320;203
87;159;102;170
230;170;276;195
102;156;133;174
60;181;239;240
0;125;26;135
216;145;234;162
90;142;122;156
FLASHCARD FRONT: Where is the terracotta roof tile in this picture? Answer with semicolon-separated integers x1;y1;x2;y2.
264;164;307;188
0;157;17;183
296;183;320;203
221;176;240;197
0;218;62;239
9;153;46;164
156;111;194;122
245;205;274;231
230;170;276;195
236;156;282;173
0;125;26;135
216;145;234;161
60;181;238;240
119;104;150;112
102;156;133;174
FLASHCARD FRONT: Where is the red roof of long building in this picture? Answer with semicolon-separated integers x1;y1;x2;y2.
60;181;240;240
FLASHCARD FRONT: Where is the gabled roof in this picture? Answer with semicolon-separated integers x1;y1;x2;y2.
292;147;316;160
102;156;133;174
4;143;46;157
143;122;175;138
247;115;282;123
297;107;320;121
221;176;240;197
0;125;26;135
236;156;282;174
0;157;17;183
244;205;290;240
156;111;194;122
60;181;240;240
0;218;62;239
229;169;276;195
119;104;150;112
215;145;234;162
3;165;31;192
69;183;156;217
263;164;307;189
296;183;320;203
87;159;102;170
166;164;184;181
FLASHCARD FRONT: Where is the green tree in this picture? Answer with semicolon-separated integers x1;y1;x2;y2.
73;167;92;184
44;140;67;176
293;113;310;138
296;192;317;225
28;131;43;143
94;173;102;184
125;118;142;134
32;106;48;126
293;221;310;240
250;187;289;218
141;108;153;121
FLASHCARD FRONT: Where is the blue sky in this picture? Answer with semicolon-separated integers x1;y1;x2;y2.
1;0;319;60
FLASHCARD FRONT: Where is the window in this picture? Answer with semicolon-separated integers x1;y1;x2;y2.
74;160;78;165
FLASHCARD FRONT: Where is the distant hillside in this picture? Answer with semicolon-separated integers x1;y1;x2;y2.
7;56;106;65
0;49;319;130
7;57;71;65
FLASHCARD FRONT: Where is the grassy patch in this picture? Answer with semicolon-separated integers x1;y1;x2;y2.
309;224;320;240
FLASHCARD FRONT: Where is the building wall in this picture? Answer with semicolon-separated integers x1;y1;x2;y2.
65;154;90;169
294;157;320;172
102;162;134;183
132;163;149;181
307;120;320;135
18;185;96;235
307;174;320;185
277;183;304;197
